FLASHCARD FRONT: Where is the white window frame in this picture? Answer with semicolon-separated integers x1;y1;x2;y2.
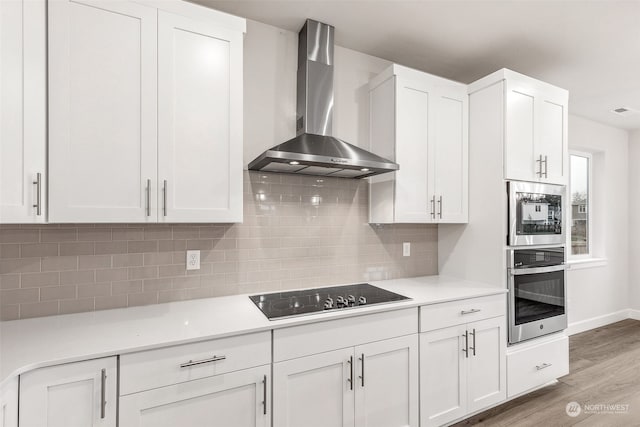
568;150;593;260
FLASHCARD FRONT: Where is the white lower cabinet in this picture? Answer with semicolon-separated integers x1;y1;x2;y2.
273;309;419;427
19;357;117;427
507;334;569;398
420;301;506;427
273;334;418;427
0;377;18;427
354;336;419;427
273;347;354;427
119;364;270;427
119;331;271;427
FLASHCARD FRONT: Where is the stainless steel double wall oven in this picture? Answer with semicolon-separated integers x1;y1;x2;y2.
507;181;567;344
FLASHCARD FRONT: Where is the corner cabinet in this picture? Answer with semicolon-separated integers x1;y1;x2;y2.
19;357;117;427
469;69;568;185
0;0;47;223
369;64;468;224
48;0;245;223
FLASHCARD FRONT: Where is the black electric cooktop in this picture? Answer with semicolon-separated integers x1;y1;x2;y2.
249;283;410;320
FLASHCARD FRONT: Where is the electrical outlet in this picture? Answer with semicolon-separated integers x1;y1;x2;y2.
403;242;410;257
186;250;200;271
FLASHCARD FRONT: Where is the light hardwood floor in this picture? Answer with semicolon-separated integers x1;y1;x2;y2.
454;319;640;426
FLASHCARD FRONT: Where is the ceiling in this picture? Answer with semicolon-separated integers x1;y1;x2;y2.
192;0;640;131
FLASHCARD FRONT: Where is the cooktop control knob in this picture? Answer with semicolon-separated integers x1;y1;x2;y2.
324;301;333;310
336;296;346;307
358;296;367;305
347;295;356;306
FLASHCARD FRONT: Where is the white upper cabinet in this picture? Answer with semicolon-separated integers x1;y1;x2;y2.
0;0;47;223
432;85;469;223
48;0;158;223
157;10;243;222
369;64;468;224
48;0;245;223
471;69;568;185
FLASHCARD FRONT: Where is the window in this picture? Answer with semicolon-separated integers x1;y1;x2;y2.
569;153;591;257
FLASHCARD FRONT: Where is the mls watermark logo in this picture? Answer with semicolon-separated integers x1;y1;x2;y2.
566;401;582;417
566;401;630;417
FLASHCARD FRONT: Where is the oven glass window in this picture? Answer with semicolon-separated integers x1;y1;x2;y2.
515;192;562;236
514;270;565;325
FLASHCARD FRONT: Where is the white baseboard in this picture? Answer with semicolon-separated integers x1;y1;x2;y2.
628;309;640;320
567;309;631;336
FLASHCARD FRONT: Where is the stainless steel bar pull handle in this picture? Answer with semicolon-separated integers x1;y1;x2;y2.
462;331;469;358
262;374;267;415
460;308;481;315
469;328;476;356
544;155;548;178
145;179;151;217
536;362;552;371
179;355;226;368
100;368;107;419
438;195;443;219
347;356;354;390
163;180;167;217
430;196;436;219
358;354;365;387
33;173;42;216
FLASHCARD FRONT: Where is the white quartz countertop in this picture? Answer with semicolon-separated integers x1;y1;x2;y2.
0;275;506;386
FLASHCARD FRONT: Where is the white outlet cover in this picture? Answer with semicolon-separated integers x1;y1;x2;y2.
186;250;200;270
403;242;410;257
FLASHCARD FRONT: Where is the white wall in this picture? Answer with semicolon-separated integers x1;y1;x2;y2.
629;130;640;312
242;19;391;167
566;115;629;330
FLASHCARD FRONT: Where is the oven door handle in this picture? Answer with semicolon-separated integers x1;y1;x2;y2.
509;265;567;276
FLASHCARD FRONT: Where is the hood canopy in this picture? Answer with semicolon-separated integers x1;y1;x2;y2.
248;19;398;179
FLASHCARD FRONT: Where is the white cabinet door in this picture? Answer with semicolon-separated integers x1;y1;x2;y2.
119;365;270;427
420;324;467;427
48;0;157;223
157;11;243;223
0;0;46;223
394;77;432;223
537;97;567;185
432;86;468;223
466;316;506;413
19;357;117;427
504;77;568;184
354;335;418;427
0;377;18;427
273;348;355;427
369;66;468;225
504;81;536;182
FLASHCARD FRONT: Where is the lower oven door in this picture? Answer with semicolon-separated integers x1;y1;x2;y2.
508;265;567;344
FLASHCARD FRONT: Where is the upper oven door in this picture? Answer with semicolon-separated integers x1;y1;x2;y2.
508;181;565;246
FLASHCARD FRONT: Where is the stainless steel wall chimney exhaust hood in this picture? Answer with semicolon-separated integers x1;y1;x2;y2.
248;19;399;179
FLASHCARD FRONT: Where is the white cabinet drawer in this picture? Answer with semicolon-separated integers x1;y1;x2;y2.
120;331;270;395
420;294;505;332
273;308;418;362
507;335;569;397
